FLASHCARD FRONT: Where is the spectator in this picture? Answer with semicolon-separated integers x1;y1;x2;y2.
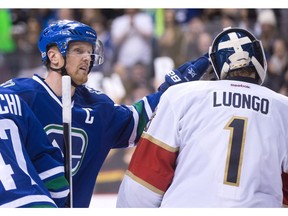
110;9;153;69
255;9;278;60
157;9;186;67
264;38;288;92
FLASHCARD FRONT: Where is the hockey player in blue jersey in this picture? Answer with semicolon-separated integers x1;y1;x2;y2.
1;19;210;207
0;87;69;207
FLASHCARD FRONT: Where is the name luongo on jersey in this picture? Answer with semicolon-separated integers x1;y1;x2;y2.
44;124;88;175
213;91;269;115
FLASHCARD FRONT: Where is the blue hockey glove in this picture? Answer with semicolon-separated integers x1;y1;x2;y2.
158;53;210;92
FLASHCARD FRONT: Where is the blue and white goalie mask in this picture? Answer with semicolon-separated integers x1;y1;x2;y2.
209;27;267;85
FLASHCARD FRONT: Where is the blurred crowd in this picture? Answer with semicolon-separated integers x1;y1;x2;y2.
1;8;288;194
2;9;288;102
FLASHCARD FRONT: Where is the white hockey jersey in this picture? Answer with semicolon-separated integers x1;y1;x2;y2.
117;79;288;207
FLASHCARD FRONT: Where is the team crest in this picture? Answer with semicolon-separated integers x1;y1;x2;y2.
1;79;16;88
44;124;88;175
144;106;158;132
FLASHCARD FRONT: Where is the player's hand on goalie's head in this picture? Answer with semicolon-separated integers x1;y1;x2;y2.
158;53;210;92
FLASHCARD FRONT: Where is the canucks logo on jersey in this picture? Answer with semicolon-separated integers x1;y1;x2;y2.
44;124;88;175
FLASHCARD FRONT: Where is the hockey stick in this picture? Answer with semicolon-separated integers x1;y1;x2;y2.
62;75;73;208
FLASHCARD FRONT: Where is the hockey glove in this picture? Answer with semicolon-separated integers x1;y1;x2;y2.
158;53;210;92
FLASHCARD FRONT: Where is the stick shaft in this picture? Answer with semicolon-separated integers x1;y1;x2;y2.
62;75;73;208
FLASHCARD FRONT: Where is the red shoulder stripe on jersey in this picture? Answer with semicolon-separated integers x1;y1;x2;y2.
141;133;179;152
126;170;164;195
128;133;178;194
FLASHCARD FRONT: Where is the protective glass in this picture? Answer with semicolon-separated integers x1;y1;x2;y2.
66;40;104;66
94;40;104;65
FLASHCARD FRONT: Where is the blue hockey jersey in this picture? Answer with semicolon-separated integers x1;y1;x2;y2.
0;88;69;207
1;74;162;207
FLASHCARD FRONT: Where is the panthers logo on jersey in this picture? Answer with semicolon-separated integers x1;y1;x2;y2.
44;124;88;175
144;106;158;132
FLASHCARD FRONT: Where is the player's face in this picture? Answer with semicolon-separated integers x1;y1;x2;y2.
65;42;93;85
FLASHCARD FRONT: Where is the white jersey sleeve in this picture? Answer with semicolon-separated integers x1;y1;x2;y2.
117;90;177;207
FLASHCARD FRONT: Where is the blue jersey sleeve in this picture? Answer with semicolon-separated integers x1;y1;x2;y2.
132;91;162;143
111;91;162;148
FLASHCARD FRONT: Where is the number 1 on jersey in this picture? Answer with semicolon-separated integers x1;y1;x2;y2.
224;116;248;186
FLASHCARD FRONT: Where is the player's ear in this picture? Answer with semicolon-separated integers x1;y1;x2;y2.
47;46;64;67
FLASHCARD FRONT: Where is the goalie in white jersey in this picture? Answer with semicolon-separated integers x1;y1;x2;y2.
117;27;288;207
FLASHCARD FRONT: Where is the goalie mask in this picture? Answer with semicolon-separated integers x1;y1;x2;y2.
209;27;267;85
38;19;104;73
